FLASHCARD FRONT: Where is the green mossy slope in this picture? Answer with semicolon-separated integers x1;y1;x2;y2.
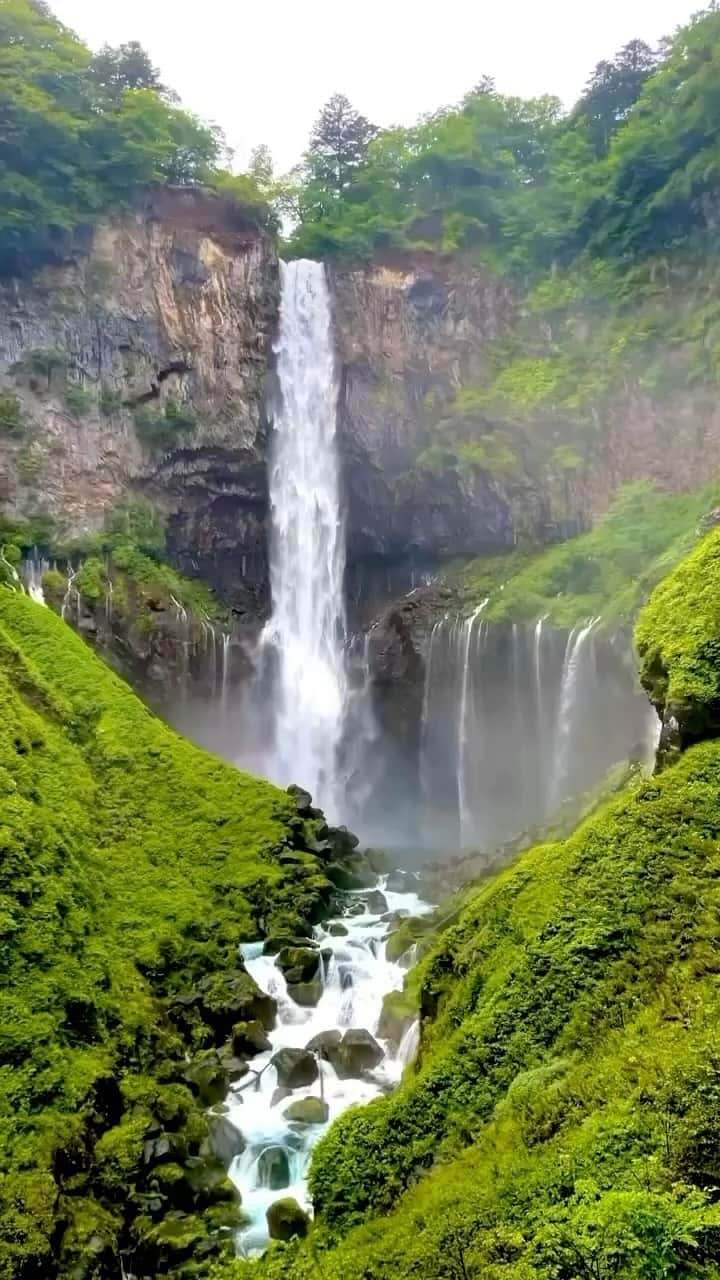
637;524;720;750
0;590;331;1278
228;739;720;1279
461;482;720;629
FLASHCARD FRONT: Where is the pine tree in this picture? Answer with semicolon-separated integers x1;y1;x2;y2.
307;93;376;195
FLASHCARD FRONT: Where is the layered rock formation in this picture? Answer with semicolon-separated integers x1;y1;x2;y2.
0;188;277;604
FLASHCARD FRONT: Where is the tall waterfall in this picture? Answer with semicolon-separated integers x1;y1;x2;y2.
262;260;347;814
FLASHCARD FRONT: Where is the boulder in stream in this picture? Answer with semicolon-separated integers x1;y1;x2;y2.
271;1047;319;1089
231;1020;272;1056
326;1029;384;1078
328;921;349;936
206;1113;246;1165
305;1028;341;1056
266;1197;310;1241
276;945;320;983
283;1096;329;1124
286;976;323;1007
360;889;388;915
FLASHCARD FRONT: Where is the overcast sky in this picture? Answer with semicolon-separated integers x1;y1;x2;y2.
51;0;701;172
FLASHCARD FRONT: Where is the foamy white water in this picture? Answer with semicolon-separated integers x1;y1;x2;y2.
262;260;347;816
226;877;431;1253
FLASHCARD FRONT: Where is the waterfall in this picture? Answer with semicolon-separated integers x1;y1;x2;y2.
457;603;488;849
262;260;346;814
550;619;597;809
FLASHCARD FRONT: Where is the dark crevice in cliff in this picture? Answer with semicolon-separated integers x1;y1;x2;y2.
124;359;192;408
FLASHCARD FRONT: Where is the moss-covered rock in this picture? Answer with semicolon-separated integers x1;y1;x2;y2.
271;1049;319;1089
283;1097;329;1124
636;525;720;760
266;1197;310;1241
231;1020;272;1056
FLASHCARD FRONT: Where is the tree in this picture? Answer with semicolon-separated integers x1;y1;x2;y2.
572;38;659;154
307;93;377;196
90;40;164;98
248;143;274;192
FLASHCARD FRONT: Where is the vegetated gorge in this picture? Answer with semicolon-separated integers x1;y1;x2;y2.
6;3;720;1279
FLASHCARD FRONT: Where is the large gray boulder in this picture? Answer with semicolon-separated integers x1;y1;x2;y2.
271;1048;319;1089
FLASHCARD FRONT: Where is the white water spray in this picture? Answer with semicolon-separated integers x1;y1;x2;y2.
551;618;597;806
262;260;347;814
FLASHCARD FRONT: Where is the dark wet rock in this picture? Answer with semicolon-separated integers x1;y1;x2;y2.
328;921;349;936
276;946;320;983
305;1029;342;1056
266;1197;310;1241
326;1029;384;1079
263;934;315;956
286;976;323;1007
218;1051;250;1084
231;1020;272;1056
287;784;313;814
207;1113;245;1165
283;1096;329;1124
271;1048;319;1089
143;1132;187;1166
386;869;412;893
361;889;388;914
345;900;366;917
365;848;390;874
257;1146;290;1190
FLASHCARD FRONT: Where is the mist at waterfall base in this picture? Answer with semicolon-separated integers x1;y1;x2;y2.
161;256;657;856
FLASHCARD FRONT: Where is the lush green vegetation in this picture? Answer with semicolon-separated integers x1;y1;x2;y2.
225;731;720;1279
458;482;720;629
0;0;272;275
0;588;334;1277
636;523;720;747
283;12;718;272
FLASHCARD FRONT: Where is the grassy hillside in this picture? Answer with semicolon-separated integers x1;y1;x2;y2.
223;535;720;1280
0;589;333;1279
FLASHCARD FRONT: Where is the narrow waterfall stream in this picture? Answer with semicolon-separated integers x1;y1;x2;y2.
227;877;431;1253
261;259;347;816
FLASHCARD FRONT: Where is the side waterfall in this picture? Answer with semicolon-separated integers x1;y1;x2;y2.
262;260;347;815
420;617;657;851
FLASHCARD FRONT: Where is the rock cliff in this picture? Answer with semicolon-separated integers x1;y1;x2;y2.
0;188;277;604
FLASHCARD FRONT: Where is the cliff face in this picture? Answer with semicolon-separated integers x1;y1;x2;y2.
329;257;531;568
0;189;278;603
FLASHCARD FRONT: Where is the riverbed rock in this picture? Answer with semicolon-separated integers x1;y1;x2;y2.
206;1113;246;1165
271;1048;319;1089
286;976;323;1007
326;1029;384;1079
386;869;412;893
283;1096;329;1124
257;1146;290;1190
266;1197;310;1241
305;1029;342;1056
360;889;388;914
276;946;320;983
190;967;277;1035
263;934;315;956
345;900;366;917
231;1020;272;1056
328;921;349;936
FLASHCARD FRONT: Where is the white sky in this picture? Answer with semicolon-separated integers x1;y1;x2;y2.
51;0;701;172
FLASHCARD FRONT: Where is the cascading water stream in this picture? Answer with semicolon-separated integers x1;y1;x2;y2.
226;877;431;1253
551;618;597;808
262;260;347;816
